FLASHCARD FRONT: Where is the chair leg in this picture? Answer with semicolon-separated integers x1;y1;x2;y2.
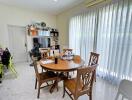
115;92;119;100
35;78;37;89
63;88;65;98
8;62;17;77
63;82;65;98
74;96;78;100
122;95;124;100
56;81;59;91
89;93;92;100
37;83;41;98
94;71;96;82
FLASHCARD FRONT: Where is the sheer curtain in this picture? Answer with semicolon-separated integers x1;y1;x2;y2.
69;15;82;56
69;11;96;63
69;0;132;84
97;0;132;84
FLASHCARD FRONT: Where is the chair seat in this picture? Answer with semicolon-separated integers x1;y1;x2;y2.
39;71;57;82
64;78;83;94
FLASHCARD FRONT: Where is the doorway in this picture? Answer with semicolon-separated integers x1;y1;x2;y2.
8;25;28;63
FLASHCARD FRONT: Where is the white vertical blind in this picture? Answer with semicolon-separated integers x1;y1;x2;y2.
69;15;82;56
97;0;132;83
69;0;132;84
69;11;96;64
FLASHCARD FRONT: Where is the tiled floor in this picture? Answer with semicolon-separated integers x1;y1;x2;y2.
0;62;118;100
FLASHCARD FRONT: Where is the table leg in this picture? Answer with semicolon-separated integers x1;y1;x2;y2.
49;80;58;93
49;72;68;93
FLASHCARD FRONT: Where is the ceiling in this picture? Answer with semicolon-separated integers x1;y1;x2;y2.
0;0;85;15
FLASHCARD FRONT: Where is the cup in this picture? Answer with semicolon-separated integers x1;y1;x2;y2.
55;57;58;64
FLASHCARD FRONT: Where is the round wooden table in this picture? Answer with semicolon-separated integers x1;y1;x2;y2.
39;59;84;72
39;58;84;93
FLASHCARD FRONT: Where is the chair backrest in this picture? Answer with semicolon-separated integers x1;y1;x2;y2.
33;60;40;80
88;52;99;66
75;66;96;95
73;55;81;63
115;79;132;100
42;52;49;59
39;48;50;59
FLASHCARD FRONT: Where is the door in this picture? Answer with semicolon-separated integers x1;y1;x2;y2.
8;25;28;63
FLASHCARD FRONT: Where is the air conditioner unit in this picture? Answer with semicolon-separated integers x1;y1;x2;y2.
85;0;111;7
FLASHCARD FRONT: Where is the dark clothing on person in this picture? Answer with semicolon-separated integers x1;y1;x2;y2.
1;49;11;66
31;43;40;57
30;43;41;62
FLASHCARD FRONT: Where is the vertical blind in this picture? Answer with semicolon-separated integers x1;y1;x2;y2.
69;11;96;64
69;0;132;84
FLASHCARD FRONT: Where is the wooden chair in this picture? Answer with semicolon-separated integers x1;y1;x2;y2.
115;79;132;100
63;66;96;100
39;48;50;59
33;60;58;98
72;55;81;72
73;55;81;63
88;52;99;82
88;52;99;66
39;49;50;72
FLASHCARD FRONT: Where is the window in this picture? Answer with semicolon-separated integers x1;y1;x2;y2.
69;11;96;63
69;0;132;84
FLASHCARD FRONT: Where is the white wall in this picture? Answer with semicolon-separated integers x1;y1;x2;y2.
0;4;56;51
56;3;86;49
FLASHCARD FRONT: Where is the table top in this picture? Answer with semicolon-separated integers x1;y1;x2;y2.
39;59;84;72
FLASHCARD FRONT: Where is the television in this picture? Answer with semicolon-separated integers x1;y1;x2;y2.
33;37;51;48
38;30;50;36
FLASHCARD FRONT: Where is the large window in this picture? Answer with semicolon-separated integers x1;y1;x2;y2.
69;11;96;63
69;0;132;84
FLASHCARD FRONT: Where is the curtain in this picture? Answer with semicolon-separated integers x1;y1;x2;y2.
97;0;132;84
69;0;132;84
69;11;96;64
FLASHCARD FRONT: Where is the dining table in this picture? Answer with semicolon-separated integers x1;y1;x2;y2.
39;58;85;93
